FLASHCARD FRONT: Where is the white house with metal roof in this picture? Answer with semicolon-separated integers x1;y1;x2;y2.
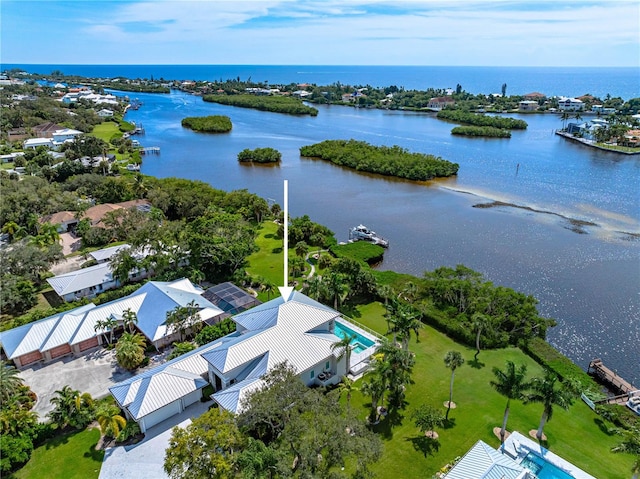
108;290;380;432
0;279;223;368
444;440;530;479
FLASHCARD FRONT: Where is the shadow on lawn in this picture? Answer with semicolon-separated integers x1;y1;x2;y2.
370;409;404;439
594;418;616;436
468;358;485;369
407;435;440;457
83;442;105;462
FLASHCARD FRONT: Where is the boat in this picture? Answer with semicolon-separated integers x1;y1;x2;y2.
349;224;389;248
627;392;640;415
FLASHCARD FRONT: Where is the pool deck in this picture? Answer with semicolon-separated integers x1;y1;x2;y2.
502;431;597;479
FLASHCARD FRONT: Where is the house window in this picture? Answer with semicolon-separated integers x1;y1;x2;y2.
325;361;330;371
310;370;314;379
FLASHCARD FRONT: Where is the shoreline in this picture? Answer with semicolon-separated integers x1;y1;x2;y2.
555;130;640;155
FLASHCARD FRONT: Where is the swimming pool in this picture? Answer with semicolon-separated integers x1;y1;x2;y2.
333;321;375;354
520;452;575;479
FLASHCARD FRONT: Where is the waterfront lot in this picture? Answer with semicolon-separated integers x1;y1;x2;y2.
348;302;634;479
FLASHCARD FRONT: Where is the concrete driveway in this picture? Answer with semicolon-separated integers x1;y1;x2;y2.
99;400;211;479
19;348;134;418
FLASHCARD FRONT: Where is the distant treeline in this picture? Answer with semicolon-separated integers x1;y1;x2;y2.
100;81;170;94
203;94;318;116
437;109;528;129
300;139;459;181
238;147;281;163
181;115;232;133
451;126;511;138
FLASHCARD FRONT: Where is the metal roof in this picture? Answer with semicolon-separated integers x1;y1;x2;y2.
201;294;342;376
47;262;114;296
212;377;264;414
203;282;260;314
444;440;528;479
89;244;130;263
0;303;96;358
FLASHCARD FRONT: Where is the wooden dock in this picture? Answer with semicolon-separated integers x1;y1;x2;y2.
140;147;160;155
588;358;637;395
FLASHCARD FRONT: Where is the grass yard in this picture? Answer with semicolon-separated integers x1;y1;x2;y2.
12;428;103;479
346;302;634;479
90;121;121;143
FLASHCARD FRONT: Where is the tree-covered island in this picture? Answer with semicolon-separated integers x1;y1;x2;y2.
437;109;528;129
451;125;512;138
237;147;282;163
300;139;459;181
203;93;319;116
181;115;232;133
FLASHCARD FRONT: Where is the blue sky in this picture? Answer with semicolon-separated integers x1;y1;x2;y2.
2;0;638;66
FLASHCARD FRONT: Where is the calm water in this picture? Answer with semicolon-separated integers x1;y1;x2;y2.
5;64;640;99
120;89;639;385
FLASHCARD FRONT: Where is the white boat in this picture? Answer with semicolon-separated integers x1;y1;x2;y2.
627;391;640;415
349;224;389;248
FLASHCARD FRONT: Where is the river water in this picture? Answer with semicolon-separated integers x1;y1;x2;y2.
123;89;639;385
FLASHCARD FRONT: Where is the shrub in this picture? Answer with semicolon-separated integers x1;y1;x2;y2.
167;341;196;360
195;318;236;346
520;337;594;389
116;420;141;443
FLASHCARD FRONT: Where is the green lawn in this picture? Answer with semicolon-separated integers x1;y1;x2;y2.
346;302;634;479
90;121;121;142
13;428;103;479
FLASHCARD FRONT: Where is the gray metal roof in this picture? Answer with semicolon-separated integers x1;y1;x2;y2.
47;262;114;296
89;244;130;263
444;440;528;479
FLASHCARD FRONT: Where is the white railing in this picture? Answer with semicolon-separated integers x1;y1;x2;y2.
339;317;385;340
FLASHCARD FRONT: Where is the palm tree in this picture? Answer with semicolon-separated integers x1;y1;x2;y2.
324;272;348;310
96;403;127;439
0;360;24;403
331;333;356;375
294;241;309;259
337;376;358;412
304;275;324;301
399;281;418;303
525;369;577;441
444;350;465;420
471;312;491;361
122;308;138;333
611;426;640;479
259;277;277;300
94;316;117;345
377;340;415;409
115;332;146;370
48;386;94;430
573;111;583;123
490;361;530;443
376;284;394;308
386;301;423;350
560;112;570;130
360;367;387;423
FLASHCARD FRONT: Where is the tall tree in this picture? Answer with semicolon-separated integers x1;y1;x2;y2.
444;350;465;420
122;308;138;334
0;361;24;404
95;402;127;439
525;369;577;440
94;316;117;345
490;361;530;443
164;408;244;479
386;300;423;350
471;312;491;361
323;271;348;310
331;333;356;375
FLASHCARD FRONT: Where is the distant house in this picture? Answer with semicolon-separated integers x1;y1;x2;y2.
33;122;65;138
523;92;546;100
0;279;223;368
427;96;455;110
558;97;584;111
97;108;114;117
52;128;83;143
292;90;311;98
47;261;125;302
40;199;152;232
23;138;54;149
518;100;539;111
591;105;616;115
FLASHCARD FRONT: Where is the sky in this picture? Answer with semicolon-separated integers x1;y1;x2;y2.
1;0;639;67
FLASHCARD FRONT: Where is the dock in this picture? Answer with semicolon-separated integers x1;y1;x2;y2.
140;147;160;155
588;358;637;395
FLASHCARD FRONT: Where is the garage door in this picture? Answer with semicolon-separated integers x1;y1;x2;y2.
182;389;202;409
17;350;43;366
49;344;72;359
140;400;182;433
78;337;99;352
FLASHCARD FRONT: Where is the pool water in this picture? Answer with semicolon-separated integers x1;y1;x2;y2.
520;452;575;479
333;321;375;354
